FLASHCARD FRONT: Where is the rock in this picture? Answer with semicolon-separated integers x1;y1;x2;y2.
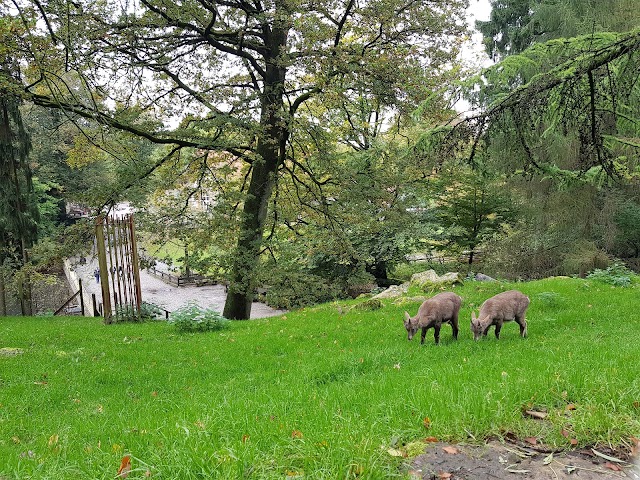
475;273;497;282
372;283;409;299
410;270;440;285
410;270;462;288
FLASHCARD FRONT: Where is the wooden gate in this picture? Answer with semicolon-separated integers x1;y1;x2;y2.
95;214;142;323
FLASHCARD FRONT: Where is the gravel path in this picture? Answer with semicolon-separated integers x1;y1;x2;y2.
73;257;285;319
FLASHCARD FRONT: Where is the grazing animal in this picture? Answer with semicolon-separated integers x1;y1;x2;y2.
471;290;530;340
403;292;462;345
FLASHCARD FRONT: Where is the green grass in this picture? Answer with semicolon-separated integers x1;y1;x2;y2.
1;277;639;479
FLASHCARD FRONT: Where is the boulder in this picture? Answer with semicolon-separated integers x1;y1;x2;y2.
474;273;497;282
372;282;409;299
410;270;462;288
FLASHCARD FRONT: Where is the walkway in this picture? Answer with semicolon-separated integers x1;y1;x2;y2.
72;258;285;319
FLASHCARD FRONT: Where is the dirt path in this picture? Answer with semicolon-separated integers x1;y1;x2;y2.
408;441;640;480
72;258;285;319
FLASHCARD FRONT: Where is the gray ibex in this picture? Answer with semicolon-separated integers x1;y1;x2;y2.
471;290;530;340
403;292;462;345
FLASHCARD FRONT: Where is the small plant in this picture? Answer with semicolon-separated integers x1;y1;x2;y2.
353;298;383;311
535;291;562;308
169;302;230;333
587;262;636;287
140;302;165;320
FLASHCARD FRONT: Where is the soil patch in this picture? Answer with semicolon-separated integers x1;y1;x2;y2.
408;441;639;479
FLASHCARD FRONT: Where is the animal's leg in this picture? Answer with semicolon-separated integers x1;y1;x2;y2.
482;324;491;337
420;327;427;345
516;314;527;337
494;322;502;339
433;324;441;345
451;316;459;340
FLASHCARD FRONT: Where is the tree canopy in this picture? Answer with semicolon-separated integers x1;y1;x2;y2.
2;0;469;318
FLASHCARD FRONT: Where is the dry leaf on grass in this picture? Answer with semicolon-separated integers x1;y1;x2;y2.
591;448;626;464
387;448;407;458
117;455;131;479
524;437;538;446
291;430;303;439
423;417;431;429
437;472;452;479
524;410;548;420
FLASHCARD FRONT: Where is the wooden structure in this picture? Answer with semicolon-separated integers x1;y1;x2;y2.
95;214;142;323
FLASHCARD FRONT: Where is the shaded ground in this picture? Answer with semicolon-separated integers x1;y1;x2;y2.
408;441;640;479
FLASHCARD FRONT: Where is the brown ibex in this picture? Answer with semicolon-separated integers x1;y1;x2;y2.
471;290;530;340
403;292;462;345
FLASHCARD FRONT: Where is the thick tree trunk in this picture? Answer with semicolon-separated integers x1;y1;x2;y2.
222;148;279;319
223;40;287;319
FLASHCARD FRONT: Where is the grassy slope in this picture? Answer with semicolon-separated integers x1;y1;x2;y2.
0;277;639;479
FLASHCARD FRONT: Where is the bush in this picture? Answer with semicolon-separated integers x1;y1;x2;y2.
264;272;342;310
587;262;636;287
169;302;230;333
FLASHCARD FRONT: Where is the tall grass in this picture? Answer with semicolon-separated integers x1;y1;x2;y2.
1;277;639;479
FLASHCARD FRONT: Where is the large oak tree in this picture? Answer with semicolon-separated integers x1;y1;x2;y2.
4;0;468;318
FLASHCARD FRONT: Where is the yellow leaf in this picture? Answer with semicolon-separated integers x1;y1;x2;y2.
387;447;406;457
423;417;431;429
48;434;59;447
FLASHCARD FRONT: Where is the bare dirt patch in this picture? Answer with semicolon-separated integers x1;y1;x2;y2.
407;441;639;479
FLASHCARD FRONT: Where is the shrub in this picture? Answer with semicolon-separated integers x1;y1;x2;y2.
169;302;230;333
587;262;636;287
264;272;341;310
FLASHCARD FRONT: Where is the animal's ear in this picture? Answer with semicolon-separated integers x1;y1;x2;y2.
471;311;476;322
404;311;411;322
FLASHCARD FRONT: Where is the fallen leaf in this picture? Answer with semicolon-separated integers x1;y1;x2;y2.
566;466;576;474
543;453;554;465
11;436;20;444
570;438;578;446
117;455;131;479
633;401;640;409
48;434;59;447
151;391;158;397
604;462;622;471
524;437;537;446
424;436;439;443
565;403;576;411
506;468;530;474
291;430;303;439
144;470;152;477
560;429;570;438
437;472;452;479
524;410;548;420
423;417;431;429
442;446;459;455
242;434;250;444
591;448;625;463
387;448;407;458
